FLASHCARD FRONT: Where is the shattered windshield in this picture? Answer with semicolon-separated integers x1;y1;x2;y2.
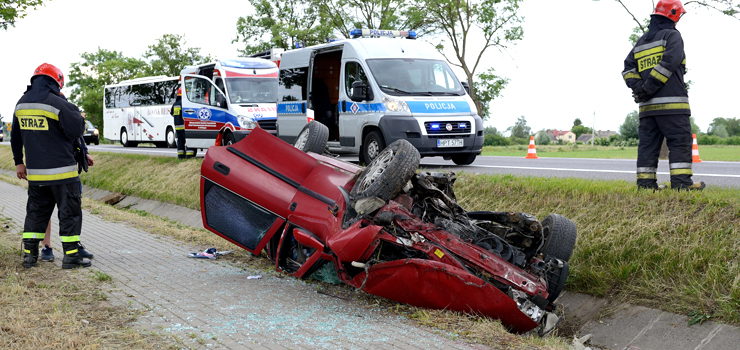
366;59;465;96
225;77;277;104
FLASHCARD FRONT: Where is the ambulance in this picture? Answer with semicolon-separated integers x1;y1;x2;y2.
276;29;483;165
179;55;280;150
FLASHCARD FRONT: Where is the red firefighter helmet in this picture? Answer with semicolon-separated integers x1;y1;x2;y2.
653;0;686;22
32;63;65;89
177;87;182;96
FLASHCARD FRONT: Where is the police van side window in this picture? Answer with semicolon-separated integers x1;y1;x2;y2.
279;68;307;102
345;62;368;96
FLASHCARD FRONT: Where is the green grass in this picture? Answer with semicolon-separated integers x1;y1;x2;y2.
2;144;740;325
482;144;740;161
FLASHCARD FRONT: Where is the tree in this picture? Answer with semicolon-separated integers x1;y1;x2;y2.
67;48;148;129
571;125;592;139
535;130;551;146
484;126;500;135
507;115;531;139
619;110;640;140
422;0;523;120
233;0;335;54
708;117;740;137
143;34;212;77
1;0;45;30
573;118;582;127
317;0;434;38
690;116;700;135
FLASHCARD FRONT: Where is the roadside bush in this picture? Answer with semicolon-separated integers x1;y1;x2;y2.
612;138;638;147
594;137;610;146
484;134;511;146
510;136;528;145
723;136;740;145
697;134;722;145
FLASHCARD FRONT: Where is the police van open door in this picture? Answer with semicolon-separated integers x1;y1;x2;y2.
180;74;232;150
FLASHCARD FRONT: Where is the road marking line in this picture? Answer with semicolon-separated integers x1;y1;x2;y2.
420;163;740;178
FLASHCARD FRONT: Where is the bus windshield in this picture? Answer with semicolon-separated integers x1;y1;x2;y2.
225;77;277;104
366;59;465;96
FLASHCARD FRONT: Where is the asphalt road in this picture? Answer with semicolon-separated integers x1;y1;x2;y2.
3;142;739;188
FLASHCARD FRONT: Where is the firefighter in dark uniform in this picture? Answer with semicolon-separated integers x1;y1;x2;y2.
622;0;704;190
171;87;194;159
11;63;91;269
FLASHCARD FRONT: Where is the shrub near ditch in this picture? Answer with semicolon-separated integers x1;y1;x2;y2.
454;173;740;323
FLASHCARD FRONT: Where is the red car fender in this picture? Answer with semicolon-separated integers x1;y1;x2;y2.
327;221;383;263
347;259;539;334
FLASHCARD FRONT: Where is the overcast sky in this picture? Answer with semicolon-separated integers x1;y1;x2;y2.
1;0;738;134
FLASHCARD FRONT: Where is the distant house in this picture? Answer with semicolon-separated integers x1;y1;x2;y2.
548;130;576;143
577;134;595;143
596;130;618;138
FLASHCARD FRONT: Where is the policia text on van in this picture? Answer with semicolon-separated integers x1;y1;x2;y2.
276;29;484;165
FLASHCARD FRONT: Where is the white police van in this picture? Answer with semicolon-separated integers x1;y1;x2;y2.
179;56;279;149
277;29;483;165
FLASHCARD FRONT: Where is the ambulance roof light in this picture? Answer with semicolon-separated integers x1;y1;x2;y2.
350;29;417;39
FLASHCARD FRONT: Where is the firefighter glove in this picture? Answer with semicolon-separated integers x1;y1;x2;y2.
632;83;652;103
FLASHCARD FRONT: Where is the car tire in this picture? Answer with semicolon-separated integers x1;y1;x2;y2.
362;130;386;165
451;153;476;165
94;138;99;145
350;139;420;201
222;132;236;146
541;214;577;262
294;121;328;154
165;127;176;148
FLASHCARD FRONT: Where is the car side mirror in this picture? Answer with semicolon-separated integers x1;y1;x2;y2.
461;81;470;95
351;81;373;102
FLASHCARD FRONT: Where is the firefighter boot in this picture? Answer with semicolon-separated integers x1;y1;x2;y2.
671;181;706;191
62;242;92;269
23;239;41;268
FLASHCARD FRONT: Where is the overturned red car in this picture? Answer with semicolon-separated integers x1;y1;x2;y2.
200;123;577;334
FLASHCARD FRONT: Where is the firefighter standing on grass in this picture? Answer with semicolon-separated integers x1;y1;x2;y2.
11;63;91;269
171;87;194;159
622;0;704;190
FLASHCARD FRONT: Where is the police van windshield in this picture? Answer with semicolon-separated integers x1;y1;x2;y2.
225;77;277;104
366;59;465;96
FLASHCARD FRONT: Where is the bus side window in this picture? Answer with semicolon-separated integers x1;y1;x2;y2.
344;62;368;97
279;68;307;102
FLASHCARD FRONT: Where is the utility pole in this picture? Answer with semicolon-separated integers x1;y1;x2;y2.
591;111;596;147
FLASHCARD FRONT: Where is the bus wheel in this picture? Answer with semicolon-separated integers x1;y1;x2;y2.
166;127;176;148
362;130;386;164
222;132;236;146
120;128;136;147
451;153;476;165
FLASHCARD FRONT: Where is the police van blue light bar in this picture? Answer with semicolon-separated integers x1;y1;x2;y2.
350;29;417;39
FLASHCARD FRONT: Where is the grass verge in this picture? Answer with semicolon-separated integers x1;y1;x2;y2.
0;213;185;349
481;144;740;161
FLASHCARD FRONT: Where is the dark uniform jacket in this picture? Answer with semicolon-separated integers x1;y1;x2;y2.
11;77;85;186
622;19;690;118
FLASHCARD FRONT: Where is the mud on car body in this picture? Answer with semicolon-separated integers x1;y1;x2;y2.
199;122;577;334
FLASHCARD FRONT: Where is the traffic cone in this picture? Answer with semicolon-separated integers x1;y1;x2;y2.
692;134;702;163
525;136;539;159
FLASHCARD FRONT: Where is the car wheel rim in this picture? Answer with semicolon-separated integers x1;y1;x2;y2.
122;133;127;144
294;129;309;150
357;148;394;193
167;131;174;145
367;140;380;160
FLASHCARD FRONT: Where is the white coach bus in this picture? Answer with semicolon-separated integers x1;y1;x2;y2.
103;76;179;147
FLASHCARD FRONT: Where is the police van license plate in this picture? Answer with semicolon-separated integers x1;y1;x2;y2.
437;139;464;148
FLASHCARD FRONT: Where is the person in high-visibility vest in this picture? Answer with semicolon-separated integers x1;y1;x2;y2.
170;87;194;159
621;0;704;190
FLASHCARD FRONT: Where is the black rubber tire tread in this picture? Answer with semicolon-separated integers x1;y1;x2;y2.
223;132;236;146
350;139;420;201
362;130;386;164
295;121;329;154
451;153;477;165
541;214;577;262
